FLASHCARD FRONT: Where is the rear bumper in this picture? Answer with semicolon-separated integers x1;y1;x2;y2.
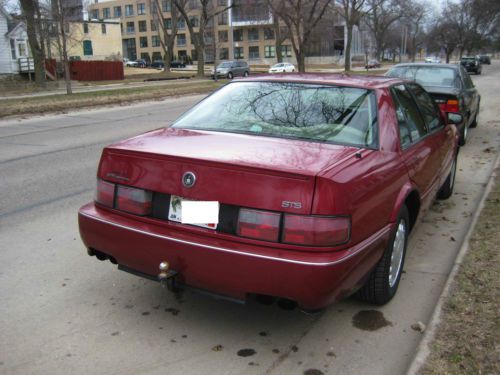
78;203;391;309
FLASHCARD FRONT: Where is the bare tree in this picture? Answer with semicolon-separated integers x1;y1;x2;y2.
269;0;332;72
51;0;72;93
174;0;232;78
401;0;428;62
363;0;401;60
152;0;178;72
339;0;365;71
19;0;47;87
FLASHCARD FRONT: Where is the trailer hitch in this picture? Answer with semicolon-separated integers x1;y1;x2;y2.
158;261;179;292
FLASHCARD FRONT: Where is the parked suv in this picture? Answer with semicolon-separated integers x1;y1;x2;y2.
460;56;482;74
211;61;250;79
478;55;491;64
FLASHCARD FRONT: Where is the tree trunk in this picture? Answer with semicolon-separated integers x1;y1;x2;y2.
344;23;353;71
20;0;46;88
296;52;305;72
196;44;204;78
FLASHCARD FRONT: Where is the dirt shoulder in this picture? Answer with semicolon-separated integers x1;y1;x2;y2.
0;80;224;119
420;169;500;374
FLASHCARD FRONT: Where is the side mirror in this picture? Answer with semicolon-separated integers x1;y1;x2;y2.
447;112;463;125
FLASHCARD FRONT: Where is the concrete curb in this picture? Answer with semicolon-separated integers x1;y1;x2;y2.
406;150;500;375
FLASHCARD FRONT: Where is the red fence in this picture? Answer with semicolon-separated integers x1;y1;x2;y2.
45;59;56;78
70;61;124;81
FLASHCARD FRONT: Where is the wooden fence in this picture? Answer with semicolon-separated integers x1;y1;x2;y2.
70;61;124;81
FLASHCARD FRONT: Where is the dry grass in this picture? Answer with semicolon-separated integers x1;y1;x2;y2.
0;80;224;118
420;170;500;374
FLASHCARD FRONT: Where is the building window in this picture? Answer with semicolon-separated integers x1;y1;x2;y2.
101;23;106;34
91;9;99;19
103;8;110;18
219;47;228;60
234;46;244;59
10;39;16;59
137;3;146;15
177;33;186;47
188;0;198;9
264;28;274;40
248;28;259;41
151;20;157;31
218;30;228;42
233;29;243;42
177;18;185;29
218;0;226;5
126;21;135;33
189;16;199;27
217;11;228;25
281;44;292;57
140;36;148;48
125;5;133;16
162;1;171;12
83;22;89;33
138;20;147;32
140;52;150;62
83;40;93;55
113;6;122;17
152;35;160;47
164;18;172;29
264;45;275;58
152;51;162;61
249;46;259;59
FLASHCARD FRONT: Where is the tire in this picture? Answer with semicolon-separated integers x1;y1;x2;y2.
355;205;409;305
437;154;457;200
243;71;249;77
227;72;233;79
459;123;468;146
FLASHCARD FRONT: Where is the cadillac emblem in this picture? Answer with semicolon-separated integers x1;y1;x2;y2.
182;171;196;188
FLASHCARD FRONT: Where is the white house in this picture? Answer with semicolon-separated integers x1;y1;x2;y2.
0;7;30;75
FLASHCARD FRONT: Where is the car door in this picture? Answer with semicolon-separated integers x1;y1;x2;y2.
459;66;480;126
391;84;443;209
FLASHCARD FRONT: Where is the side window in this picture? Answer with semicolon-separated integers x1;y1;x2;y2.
461;67;474;89
407;84;443;132
391;84;428;148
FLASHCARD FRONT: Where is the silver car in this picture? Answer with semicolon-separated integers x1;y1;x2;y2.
211;61;250;79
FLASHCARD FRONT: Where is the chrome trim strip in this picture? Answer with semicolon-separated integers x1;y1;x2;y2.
80;211;390;267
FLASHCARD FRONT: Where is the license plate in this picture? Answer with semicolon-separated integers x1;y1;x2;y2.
168;195;219;230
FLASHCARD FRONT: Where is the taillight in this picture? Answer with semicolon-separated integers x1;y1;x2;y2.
440;99;459;113
95;179;115;207
116;185;152;216
282;215;350;246
236;208;281;242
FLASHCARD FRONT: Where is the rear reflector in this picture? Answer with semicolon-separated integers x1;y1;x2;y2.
116;185;152;216
282;215;350;246
95;179;115;207
237;208;281;242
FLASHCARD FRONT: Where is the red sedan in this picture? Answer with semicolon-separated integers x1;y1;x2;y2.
78;74;460;310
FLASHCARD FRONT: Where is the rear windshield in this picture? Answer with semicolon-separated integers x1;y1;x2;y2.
172;81;378;149
218;62;232;68
461;57;475;61
387;66;459;88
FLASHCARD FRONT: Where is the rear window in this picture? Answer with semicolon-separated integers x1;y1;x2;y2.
387;66;460;88
172;81;378;149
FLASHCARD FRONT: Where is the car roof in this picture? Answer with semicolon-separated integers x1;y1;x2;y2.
234;73;405;89
389;63;459;71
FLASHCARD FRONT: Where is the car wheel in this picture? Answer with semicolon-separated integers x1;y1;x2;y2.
470;113;478;128
355;205;409;305
227;72;233;79
459;124;468;146
244;71;249;77
437;154;457;200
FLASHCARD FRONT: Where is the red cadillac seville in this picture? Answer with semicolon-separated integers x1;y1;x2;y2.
78;74;459;310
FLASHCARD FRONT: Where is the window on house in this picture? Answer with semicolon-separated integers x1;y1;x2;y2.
218;11;228;25
125;5;133;16
83;23;89;33
264;45;275;58
114;6;122;17
83;40;93;55
10;39;16;59
177;18;185;29
219;48;228;60
177;33;186;46
248;28;259;41
164;18;172;29
152;51;162;61
140;36;148;48
264;28;274;40
218;0;226;5
151;20;157;31
233;29;243;42
281;45;292;57
101;23;107;34
91;9;99;19
218;30;228;42
140;52;150;62
139;20;147;32
234;46;244;59
103;8;110;18
162;0;170;12
126;21;135;33
249;46;259;59
188;0;198;9
189;16;199;27
137;3;146;15
152;35;160;47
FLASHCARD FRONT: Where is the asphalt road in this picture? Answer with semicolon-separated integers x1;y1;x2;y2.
1;64;499;375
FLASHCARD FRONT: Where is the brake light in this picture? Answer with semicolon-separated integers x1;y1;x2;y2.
237;208;281;242
282;215;350;246
116;185;152;216
95;179;115;207
439;99;459;113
